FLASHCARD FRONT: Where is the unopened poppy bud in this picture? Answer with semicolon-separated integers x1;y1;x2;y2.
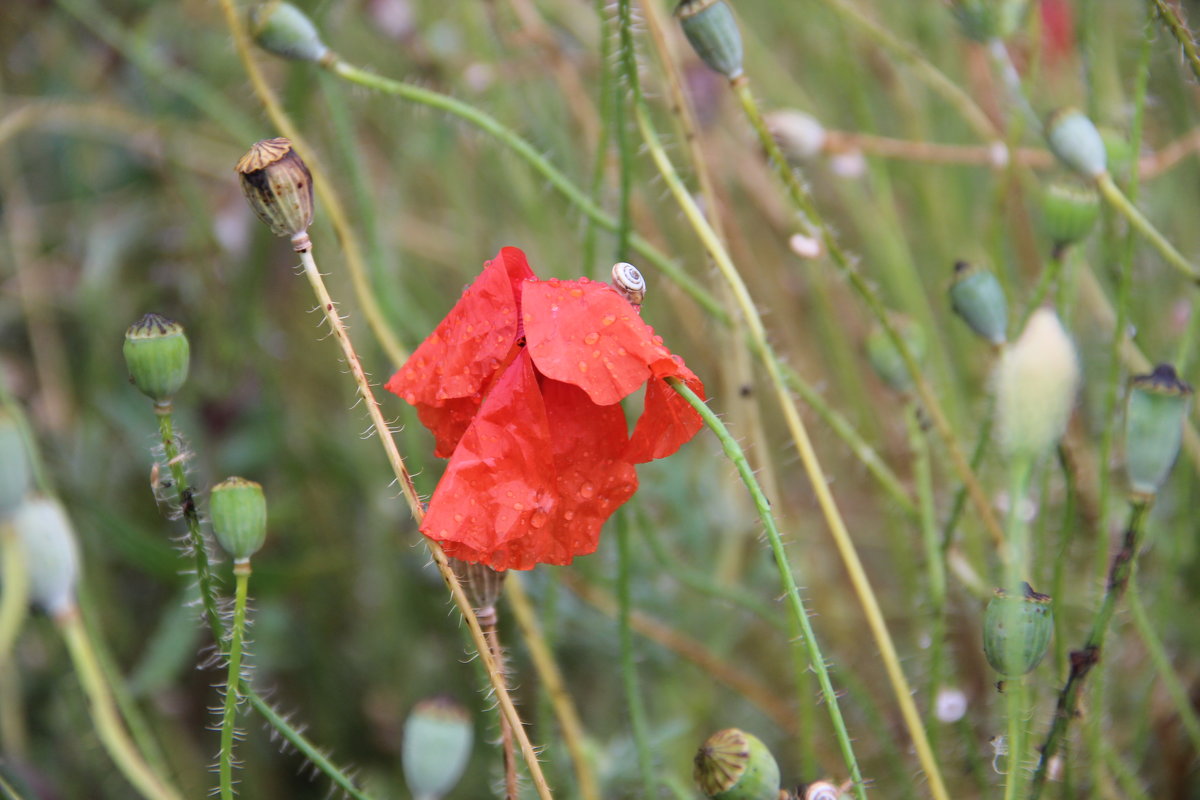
250;2;330;64
694;728;781;800
1046;109;1108;178
1040;180;1100;255
949;261;1008;345
402;697;473;800
1125;364;1192;500
766;110;827;162
994;308;1079;461
0;411;31;520
611;262;646;308
866;315;924;393
209;477;267;562
448;557;506;626
983;583;1053;677
235;138;314;251
12;496;80;618
676;0;745;81
123;313;191;404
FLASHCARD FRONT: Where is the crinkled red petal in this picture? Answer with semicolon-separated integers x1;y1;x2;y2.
385;247;534;453
522;278;678;406
626;358;705;463
421;351;559;571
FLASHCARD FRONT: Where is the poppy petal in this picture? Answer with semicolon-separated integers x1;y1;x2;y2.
626;362;705;463
421;351;560;571
386;247;534;453
522;278;677;405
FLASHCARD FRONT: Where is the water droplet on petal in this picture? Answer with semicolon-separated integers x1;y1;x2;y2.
530;509;548;528
601;314;616;326
583;332;600;345
579;482;595;499
564;510;575;521
454;514;464;523
513;502;524;511
577;361;589;373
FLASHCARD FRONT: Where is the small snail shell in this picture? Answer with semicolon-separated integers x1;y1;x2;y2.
611;262;646;308
803;781;844;800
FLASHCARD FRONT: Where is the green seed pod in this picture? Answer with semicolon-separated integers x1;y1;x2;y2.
949;261;1008;345
123;313;191;404
1099;127;1135;177
209;477;267;562
1040;181;1100;255
250;2;330;64
12;496;80;618
983;583;1053;677
866;314;925;393
0;411;31;520
694;728;781;800
676;0;745;80
1125;364;1192;500
1045;109;1108;178
994;308;1079;461
235;138;315;251
402;697;473;800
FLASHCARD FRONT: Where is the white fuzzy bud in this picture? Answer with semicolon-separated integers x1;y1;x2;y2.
765;110;827;162
994;309;1080;461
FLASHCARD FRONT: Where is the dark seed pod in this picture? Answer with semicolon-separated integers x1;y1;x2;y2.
983;583;1053;678
235;138;315;251
1046;109;1107;178
676;0;745;80
402;697;473;800
209;477;267;562
1125;365;1192;500
123;313;191;404
250;2;330;64
949;261;1008;345
694;728;781;800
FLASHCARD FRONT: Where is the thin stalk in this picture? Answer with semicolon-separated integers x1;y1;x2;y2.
293;244;553;799
505;577;600;800
215;0;409;367
58;608;183;800
668;379;868;799
1148;0;1200;84
731;77;1008;559
1126;585;1200;755
482;623;518;800
616;514;657;796
1029;501;1152;797
646;85;944;796
1001;456;1034;800
614;0;636;261
219;564;252;800
0;523;29;667
1094;171;1200;284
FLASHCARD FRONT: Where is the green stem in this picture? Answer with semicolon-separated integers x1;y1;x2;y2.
219;565;252;800
614;0;635;262
1148;0;1200;85
1095;171;1199;284
908;406;946;749
668;379;867;800
1001;456;1034;800
1126;584;1200;755
616;514;656;795
0;523;29;667
59;611;183;800
1029;501;1152;797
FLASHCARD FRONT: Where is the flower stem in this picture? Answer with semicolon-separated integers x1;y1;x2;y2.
293;244;554;800
0;522;29;668
1029;501;1152;797
1126;585;1200;755
616;513;657;797
1094;171;1200;284
1001;456;1034;800
1148;0;1200;85
58;608;183;800
219;564;252;800
667;378;867;799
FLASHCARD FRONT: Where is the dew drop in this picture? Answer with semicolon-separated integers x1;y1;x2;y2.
530;509;548;529
583;331;600;345
579;482;595;499
513;502;525;511
577;361;589;373
616;347;627;356
601;314;616;326
564;510;575;521
454;514;464;523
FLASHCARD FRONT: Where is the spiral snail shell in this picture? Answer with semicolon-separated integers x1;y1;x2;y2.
802;781;844;800
611;262;646;308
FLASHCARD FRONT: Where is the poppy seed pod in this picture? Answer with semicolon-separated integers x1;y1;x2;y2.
12;496;80;618
676;0;745;80
766;110;827;162
402;697;473;800
1040;180;1100;254
209;477;267;562
866;315;925;393
123;313;191;404
949;261;1008;345
235;138;314;251
994;308;1079;461
983;583;1053;677
448;557;506;626
1046;109;1108;178
694;728;781;800
0;411;31;520
1125;365;1192;500
250;2;330;64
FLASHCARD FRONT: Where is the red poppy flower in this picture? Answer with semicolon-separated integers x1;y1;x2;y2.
385;247;705;571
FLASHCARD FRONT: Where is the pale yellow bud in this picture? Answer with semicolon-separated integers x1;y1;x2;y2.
993;309;1080;461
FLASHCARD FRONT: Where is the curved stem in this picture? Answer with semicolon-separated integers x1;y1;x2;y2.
0;523;29;667
615;514;656;796
1095;171;1200;284
219;565;252;800
1148;0;1200;84
58;609;183;800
